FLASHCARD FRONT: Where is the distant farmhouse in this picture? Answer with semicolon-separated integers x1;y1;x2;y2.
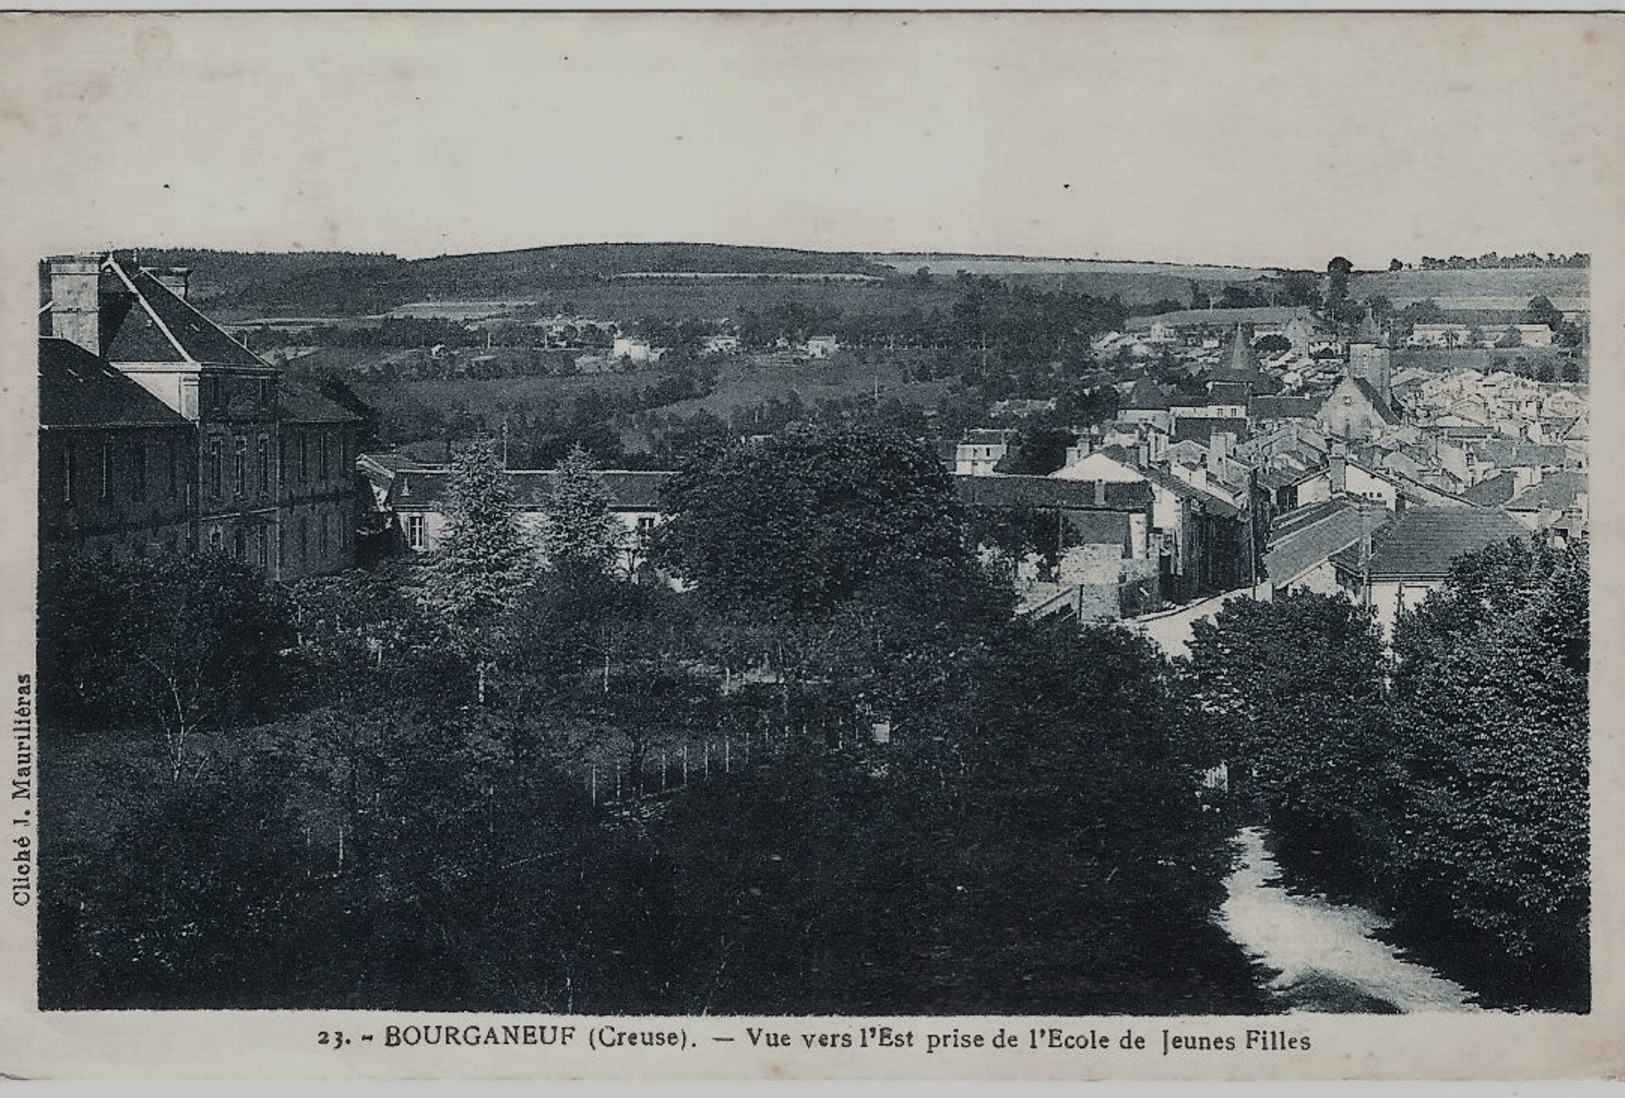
803;335;841;359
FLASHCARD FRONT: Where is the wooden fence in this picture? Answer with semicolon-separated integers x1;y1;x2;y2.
566;718;881;809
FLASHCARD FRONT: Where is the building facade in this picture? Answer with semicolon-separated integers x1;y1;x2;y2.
38;338;196;565
39;253;363;578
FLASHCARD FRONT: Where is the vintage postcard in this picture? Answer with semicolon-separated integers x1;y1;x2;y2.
0;10;1620;1081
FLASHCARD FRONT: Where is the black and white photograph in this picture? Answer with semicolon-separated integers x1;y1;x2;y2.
1;10;1619;1080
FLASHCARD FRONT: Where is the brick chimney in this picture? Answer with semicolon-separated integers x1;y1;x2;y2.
1329;438;1348;495
147;266;192;299
46;254;105;355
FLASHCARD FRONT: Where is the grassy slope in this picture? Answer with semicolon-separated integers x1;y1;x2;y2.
657;352;952;419
134;242;1295;321
1352;267;1588;306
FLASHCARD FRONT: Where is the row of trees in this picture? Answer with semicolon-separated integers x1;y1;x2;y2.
1414;252;1588;270
1185;539;1589;1010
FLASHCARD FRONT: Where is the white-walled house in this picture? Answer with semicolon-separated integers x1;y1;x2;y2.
361;459;674;578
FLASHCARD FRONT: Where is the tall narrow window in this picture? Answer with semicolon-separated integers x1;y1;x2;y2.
131;439;146;500
279;435;288;489
63;442;75;505
233;526;246;561
166;437;178;498
257;434;270;495
100;437;113;501
319;513;330;559
256;525;269;569
234;436;247;497
318;431;330;480
299;515;308;561
298;432;309;483
340;431;350;473
209;438;223;499
407;514;425;550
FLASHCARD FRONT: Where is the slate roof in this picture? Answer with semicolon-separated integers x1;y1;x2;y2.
1469;439;1567;468
955;474;1153;512
1133;463;1241;518
1215;327;1261;379
1330;506;1528;581
102;259;265;368
1461;470;1519;506
38;337;189;429
1206;380;1252;406
1257;464;1325;491
1249;395;1322;420
1266;499;1389;586
392;468;675;511
279;377;363;424
1172;417;1251;446
1124;377;1170;410
1505;471;1587;513
1350;378;1401;425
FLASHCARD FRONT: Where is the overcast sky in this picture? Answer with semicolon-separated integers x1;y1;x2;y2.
2;13;1620;269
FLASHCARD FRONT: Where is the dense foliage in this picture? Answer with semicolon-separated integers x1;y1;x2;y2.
1184;543;1590;1010
39;425;1273;1014
653;425;995;619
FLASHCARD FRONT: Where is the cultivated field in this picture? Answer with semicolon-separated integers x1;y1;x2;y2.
1352;267;1589;308
872;253;1272;280
656;351;953;420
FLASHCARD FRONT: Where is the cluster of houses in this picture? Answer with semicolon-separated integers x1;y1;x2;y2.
39;259;1586;643
940;316;1587;634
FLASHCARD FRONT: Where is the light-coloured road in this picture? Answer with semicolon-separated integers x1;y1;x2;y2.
1217;826;1483;1013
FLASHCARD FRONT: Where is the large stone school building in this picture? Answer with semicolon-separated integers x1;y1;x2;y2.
38;253;363;579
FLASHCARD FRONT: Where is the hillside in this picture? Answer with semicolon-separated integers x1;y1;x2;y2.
871;253;1277;280
1350;267;1589;311
107;244;1590;323
118;242;891;319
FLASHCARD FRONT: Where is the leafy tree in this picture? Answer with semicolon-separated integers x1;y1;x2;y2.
1254;334;1291;355
658;620;1263;1015
995;426;1077;476
37;553;292;782
286;560;463;710
429;436;537;703
653;424;985;619
1524;294;1564;330
1387;540;1588;1005
539;444;626;578
1389;258;1404;272
1325;256;1355;315
1183;592;1392;872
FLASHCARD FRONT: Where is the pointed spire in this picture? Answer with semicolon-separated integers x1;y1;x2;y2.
1356;307;1382;344
1223;324;1259;378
